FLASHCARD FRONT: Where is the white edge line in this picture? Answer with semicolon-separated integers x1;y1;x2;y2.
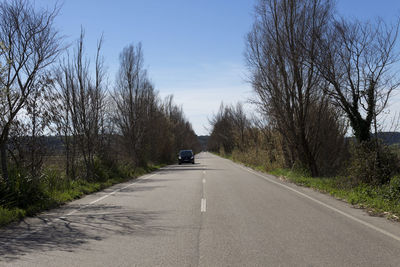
235;164;400;243
89;173;157;205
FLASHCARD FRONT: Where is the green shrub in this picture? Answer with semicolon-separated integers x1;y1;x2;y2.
0;206;25;227
291;161;312;177
347;141;399;185
390;175;400;191
231;147;285;172
43;168;68;192
93;157;135;182
3;166;49;209
385;176;400;201
93;158;111;182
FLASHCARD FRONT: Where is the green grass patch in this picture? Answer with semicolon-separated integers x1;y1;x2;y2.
0;206;25;227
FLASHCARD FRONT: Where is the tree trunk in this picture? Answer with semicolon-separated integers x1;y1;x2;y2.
307;155;319;177
350;117;371;143
0;139;9;184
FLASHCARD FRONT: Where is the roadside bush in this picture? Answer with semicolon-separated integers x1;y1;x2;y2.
232;147;285;171
6;166;50;209
0;206;25;227
390;176;400;191
0;181;13;207
291;160;312;177
387;176;400;201
43;168;68;192
93;158;113;182
347;141;399;186
93;157;134;182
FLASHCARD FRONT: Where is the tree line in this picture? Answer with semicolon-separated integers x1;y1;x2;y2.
209;0;400;184
0;0;199;208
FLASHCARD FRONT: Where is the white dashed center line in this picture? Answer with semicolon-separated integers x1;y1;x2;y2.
201;198;207;212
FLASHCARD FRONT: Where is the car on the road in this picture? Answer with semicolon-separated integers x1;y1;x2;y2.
178;150;195;164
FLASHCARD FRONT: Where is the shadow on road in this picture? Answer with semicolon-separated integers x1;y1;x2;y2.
0;204;166;263
0;162;214;263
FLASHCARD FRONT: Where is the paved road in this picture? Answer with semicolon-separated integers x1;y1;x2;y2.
1;152;400;266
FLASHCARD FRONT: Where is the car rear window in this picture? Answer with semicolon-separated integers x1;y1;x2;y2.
180;150;193;157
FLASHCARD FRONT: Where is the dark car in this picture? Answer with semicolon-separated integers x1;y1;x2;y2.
178;150;195;164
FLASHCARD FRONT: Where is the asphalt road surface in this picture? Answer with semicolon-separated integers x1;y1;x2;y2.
1;152;400;266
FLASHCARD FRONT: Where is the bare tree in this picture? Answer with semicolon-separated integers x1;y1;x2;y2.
246;0;341;176
113;43;157;168
0;0;62;183
230;102;249;151
53;30;107;180
159;95;200;162
8;75;54;177
208;103;236;154
53;57;77;179
209;102;250;152
316;18;400;143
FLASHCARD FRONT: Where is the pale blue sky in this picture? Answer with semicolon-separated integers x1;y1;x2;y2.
35;0;400;135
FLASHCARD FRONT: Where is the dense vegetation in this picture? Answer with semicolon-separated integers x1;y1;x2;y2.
209;0;400;218
0;0;200;226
